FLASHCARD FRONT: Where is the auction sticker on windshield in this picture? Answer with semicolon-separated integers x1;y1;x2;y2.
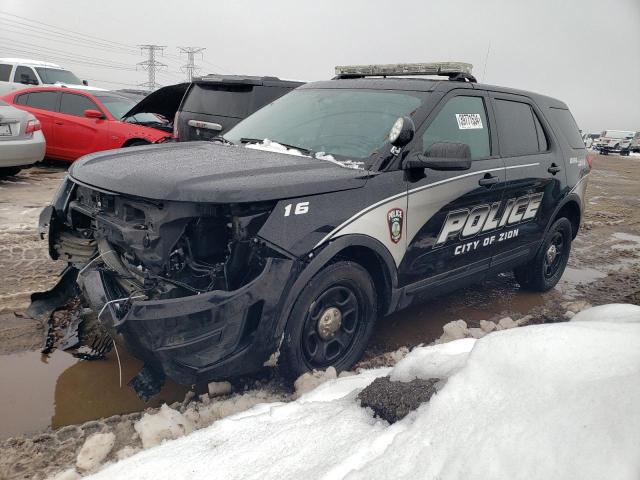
455;113;483;129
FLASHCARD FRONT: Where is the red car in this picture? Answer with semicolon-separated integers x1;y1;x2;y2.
1;87;172;162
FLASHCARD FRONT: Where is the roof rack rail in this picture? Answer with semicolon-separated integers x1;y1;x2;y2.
333;62;477;83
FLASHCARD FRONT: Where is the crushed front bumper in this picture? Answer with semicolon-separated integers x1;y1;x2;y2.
78;256;294;385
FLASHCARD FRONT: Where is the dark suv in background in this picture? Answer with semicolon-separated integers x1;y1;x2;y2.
174;75;303;141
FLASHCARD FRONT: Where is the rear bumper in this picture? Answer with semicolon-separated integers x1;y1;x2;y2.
78;256;295;385
0;131;45;167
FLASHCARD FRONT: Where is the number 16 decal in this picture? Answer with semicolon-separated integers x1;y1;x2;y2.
284;201;309;216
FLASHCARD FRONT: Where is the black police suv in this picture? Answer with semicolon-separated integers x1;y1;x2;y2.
40;62;590;388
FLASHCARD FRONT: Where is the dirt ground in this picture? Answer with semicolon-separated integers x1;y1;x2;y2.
0;154;639;478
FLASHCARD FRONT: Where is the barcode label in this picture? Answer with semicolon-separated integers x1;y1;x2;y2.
456;113;483;130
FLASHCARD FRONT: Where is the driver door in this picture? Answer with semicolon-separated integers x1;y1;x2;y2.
399;91;506;291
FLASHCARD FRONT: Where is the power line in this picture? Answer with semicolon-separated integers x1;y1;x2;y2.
137;45;166;91
0;11;140;53
178;46;205;82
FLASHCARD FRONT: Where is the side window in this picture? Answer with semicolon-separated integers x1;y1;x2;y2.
532;112;548;151
14;66;39;85
59;93;99;117
494;99;539;156
422;96;490;160
26;91;58;111
0;64;12;82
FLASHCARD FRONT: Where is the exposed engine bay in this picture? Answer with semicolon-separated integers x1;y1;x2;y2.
52;182;276;302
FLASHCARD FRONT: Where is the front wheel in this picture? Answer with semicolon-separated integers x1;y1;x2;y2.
279;261;377;380
514;217;573;292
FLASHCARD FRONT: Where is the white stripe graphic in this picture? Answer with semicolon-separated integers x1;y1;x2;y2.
314;163;540;249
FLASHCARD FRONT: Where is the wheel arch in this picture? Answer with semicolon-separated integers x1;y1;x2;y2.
274;234;398;337
549;194;582;239
122;137;151;148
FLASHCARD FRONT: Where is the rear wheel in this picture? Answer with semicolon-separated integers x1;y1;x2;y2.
0;167;22;177
279;261;377;380
514;217;573;292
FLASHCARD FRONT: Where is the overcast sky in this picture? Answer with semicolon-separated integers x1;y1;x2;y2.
1;0;639;133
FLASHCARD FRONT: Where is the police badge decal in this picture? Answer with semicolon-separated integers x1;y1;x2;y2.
387;208;404;244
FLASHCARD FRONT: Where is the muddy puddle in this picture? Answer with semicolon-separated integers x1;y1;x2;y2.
0;346;189;440
371;274;555;352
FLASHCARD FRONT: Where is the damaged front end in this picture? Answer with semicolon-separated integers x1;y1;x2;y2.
41;177;295;388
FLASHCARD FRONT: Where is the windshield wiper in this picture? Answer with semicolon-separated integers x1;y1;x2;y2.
240;137;313;156
211;135;234;145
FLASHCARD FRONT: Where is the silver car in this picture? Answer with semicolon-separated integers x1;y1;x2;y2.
0;98;45;175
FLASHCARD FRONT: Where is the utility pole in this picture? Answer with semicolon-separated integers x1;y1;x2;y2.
137;44;166;91
178;46;205;82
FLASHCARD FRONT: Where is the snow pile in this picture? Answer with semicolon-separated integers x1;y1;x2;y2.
47;469;81;480
207;380;232;397
293;365;338;398
75;433;115;471
134;404;194;449
88;305;640;480
182;390;284;429
390;337;475;382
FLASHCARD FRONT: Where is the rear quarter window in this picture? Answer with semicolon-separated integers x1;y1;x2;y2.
182;84;253;118
549;108;585;149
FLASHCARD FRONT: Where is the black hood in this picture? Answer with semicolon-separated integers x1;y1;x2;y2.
122;83;189;120
69;142;370;203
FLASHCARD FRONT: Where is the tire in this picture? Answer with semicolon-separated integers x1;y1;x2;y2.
279;261;377;380
125;140;150;147
0;167;22;177
514;217;573;292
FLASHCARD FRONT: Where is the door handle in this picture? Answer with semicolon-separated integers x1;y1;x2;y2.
55;121;64;125
548;163;562;175
478;174;499;187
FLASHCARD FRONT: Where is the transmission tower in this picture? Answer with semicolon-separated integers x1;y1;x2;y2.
137;44;167;91
178;46;206;82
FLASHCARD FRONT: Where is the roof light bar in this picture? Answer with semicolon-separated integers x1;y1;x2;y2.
334;62;474;79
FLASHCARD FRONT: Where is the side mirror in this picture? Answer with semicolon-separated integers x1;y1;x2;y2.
84;109;104;119
388;116;415;148
82;80;89;86
405;142;472;171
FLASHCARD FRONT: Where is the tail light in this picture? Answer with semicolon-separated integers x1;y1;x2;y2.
586;153;594;169
172;111;180;140
25;119;41;134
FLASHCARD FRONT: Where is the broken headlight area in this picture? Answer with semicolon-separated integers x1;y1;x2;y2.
53;183;278;301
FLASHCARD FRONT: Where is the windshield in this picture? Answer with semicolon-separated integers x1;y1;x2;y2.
35;67;82;85
225;88;428;161
96;95;163;123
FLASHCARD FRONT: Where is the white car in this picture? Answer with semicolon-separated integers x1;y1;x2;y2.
0;98;46;176
594;129;635;156
0;58;106;96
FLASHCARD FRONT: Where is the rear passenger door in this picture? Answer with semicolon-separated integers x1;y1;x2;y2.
56;92;106;160
401;91;506;290
15;90;60;155
489;93;566;273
